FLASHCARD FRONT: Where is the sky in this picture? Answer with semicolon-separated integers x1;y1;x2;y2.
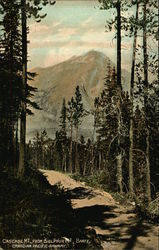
28;0;133;70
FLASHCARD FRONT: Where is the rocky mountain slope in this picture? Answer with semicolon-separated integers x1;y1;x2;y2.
27;50;130;140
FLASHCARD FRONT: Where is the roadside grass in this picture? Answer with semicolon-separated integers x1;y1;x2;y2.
71;171;159;224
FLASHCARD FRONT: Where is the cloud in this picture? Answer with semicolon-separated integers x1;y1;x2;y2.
41;39;117;68
29;40;113;49
28;22;80;51
56;27;78;39
29;23;49;35
28;21;62;37
28;0;133;71
28;41;132;71
43;48;78;67
81;17;94;27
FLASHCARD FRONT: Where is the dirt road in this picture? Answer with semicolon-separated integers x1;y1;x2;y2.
42;170;159;250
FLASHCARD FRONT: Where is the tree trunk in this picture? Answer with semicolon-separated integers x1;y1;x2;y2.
69;119;73;173
90;144;94;174
15;120;19;170
158;0;159;85
129;120;134;193
62;153;65;172
117;0;121;88
75;126;79;173
9;29;14;168
99;151;101;170
83;146;86;175
64;154;67;172
146;128;151;202
129;2;139;195
42;147;44;168
117;153;123;193
36;148;38;169
116;0;123;194
117;104;123;194
143;1;151;203
83;161;86;176
18;0;27;178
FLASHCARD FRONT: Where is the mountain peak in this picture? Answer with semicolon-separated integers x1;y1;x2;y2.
77;50;107;60
27;50;130;139
84;50;105;57
66;50;109;65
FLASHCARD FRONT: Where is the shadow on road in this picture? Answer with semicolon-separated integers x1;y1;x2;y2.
65;186;96;200
62;185;154;249
123;219;152;250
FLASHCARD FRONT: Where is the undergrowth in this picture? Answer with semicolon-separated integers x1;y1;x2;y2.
0;167;101;249
72;171;159;224
134;196;159;224
72;171;110;192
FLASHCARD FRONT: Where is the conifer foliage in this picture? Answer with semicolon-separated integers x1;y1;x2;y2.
0;0;55;175
28;0;159;205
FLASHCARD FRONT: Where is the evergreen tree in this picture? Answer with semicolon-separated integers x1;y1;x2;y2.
31;130;48;169
60;98;67;134
133;0;158;202
0;0;54;172
95;65;130;192
128;1;139;196
0;0;22;168
98;0;132;90
85;138;92;175
58;98;68;172
133;105;147;197
17;0;55;178
148;82;159;195
73;86;85;140
142;0;151;203
79;135;86;175
67;97;75;173
98;0;131;192
18;0;27;178
73;85;85;172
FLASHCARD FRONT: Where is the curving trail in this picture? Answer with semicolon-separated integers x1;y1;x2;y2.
42;170;159;250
